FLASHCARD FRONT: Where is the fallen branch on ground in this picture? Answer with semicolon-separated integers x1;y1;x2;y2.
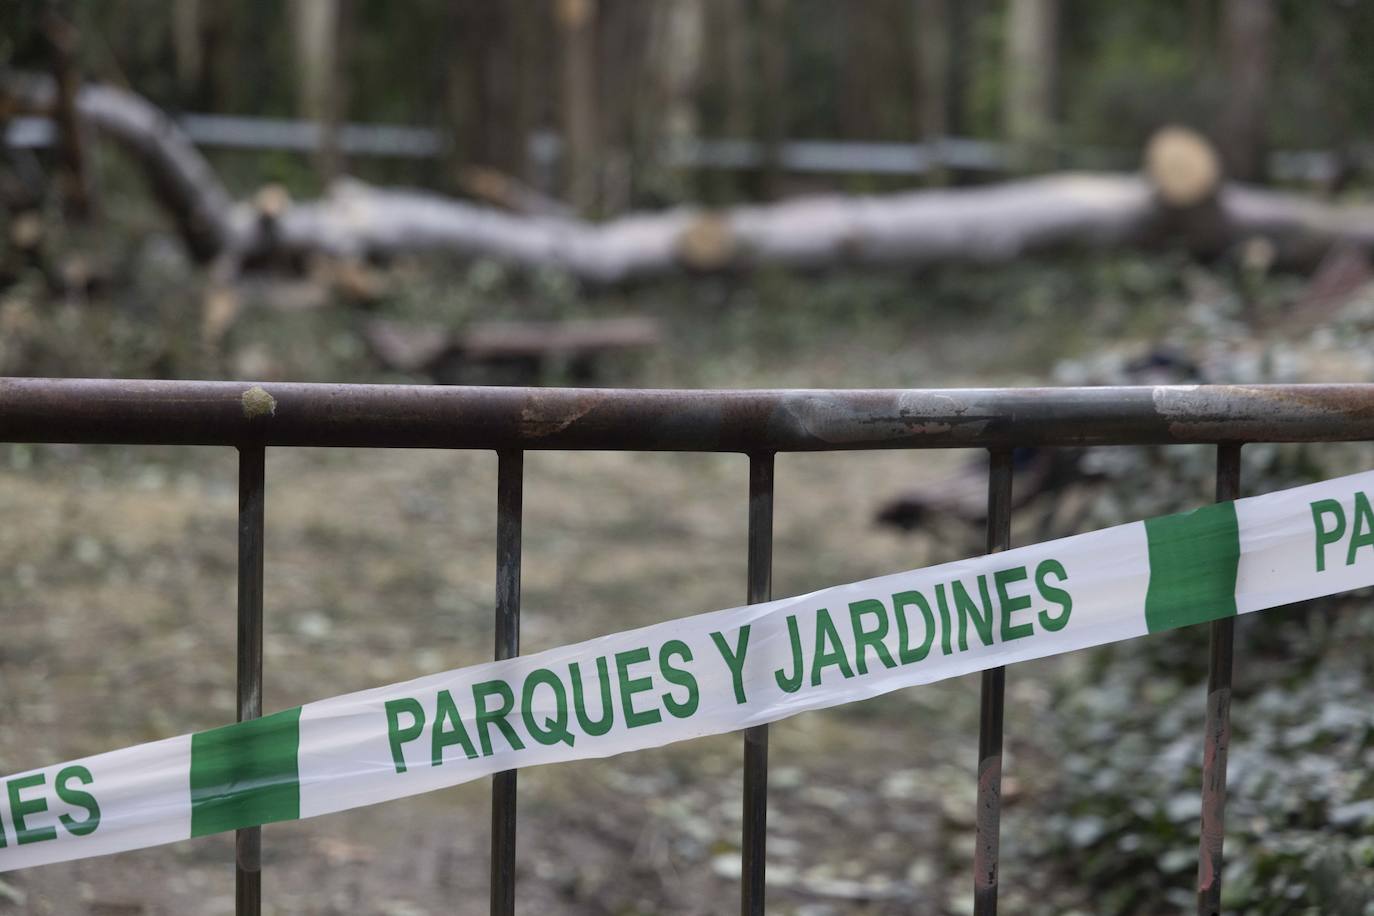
6;73;1374;282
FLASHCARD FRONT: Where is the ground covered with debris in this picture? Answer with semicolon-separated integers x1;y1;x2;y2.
1;255;1372;914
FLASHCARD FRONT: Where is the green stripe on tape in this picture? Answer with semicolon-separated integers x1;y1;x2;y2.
190;707;302;837
1144;500;1240;634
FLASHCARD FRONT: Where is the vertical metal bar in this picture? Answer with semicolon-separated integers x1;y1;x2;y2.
974;448;1014;916
1198;443;1242;916
741;453;774;916
235;445;265;916
491;449;523;916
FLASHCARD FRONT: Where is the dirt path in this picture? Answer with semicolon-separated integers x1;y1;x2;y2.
1;443;1080;915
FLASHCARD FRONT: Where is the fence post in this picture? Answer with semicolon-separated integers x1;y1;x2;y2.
741;453;774;915
1197;443;1241;915
974;448;1013;916
491;450;523;915
235;445;265;916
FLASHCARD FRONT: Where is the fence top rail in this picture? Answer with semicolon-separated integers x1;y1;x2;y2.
2;378;1374;452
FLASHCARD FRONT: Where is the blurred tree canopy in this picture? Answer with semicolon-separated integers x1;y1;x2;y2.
3;0;1374;209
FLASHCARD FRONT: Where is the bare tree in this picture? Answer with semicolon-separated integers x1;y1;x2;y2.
1188;0;1215;76
1004;0;1059;170
756;0;787;199
172;0;201;104
43;7;93;220
656;0;704;154
290;0;344;180
1218;0;1275;182
914;0;950;183
557;0;600;214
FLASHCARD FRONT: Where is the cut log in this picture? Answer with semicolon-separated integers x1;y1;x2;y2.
1145;126;1221;209
8;74;1374;281
1143;125;1228;255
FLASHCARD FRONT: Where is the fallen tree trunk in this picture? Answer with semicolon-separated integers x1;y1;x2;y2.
270;173;1158;281
2;72;236;260
6;73;1374;281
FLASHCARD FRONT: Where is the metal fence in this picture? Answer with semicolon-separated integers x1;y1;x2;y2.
5;378;1374;916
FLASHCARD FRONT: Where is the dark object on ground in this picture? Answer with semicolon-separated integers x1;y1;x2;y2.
875;447;1093;531
1123;347;1206;386
363;316;660;384
876;347;1204;534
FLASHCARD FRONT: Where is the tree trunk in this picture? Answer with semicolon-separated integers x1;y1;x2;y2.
595;1;656;214
172;0;202;106
625;0;703;205
914;0;949;183
198;1;234;113
510;1;546;188
1218;0;1275;182
1003;0;1059;171
556;0;599;215
1188;0;1214;76
1312;0;1351;192
44;8;93;220
839;4;876;141
756;0;787;200
222;170;1374;282
290;0;343;181
945;0;978;140
717;1;752;140
657;0;704;153
442;3;473;191
697;0;752;202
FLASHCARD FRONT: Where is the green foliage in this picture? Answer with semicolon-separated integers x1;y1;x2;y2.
1028;603;1374;914
8;1;1374;208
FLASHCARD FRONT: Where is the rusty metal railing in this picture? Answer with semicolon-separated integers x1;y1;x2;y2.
5;378;1374;916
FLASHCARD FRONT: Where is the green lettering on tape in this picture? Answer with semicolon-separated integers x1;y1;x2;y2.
811;608;855;686
1311;498;1346;572
8;774;56;846
56;766;100;837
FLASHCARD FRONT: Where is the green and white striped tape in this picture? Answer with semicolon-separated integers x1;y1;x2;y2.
5;468;1374;873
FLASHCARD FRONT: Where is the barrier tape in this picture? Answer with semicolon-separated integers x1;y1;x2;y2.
5;468;1374;872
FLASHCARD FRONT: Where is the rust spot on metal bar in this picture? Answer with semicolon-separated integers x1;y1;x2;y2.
974;754;1001;892
518;391;601;438
1157;384;1374;442
235;830;262;873
1197;685;1231;897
